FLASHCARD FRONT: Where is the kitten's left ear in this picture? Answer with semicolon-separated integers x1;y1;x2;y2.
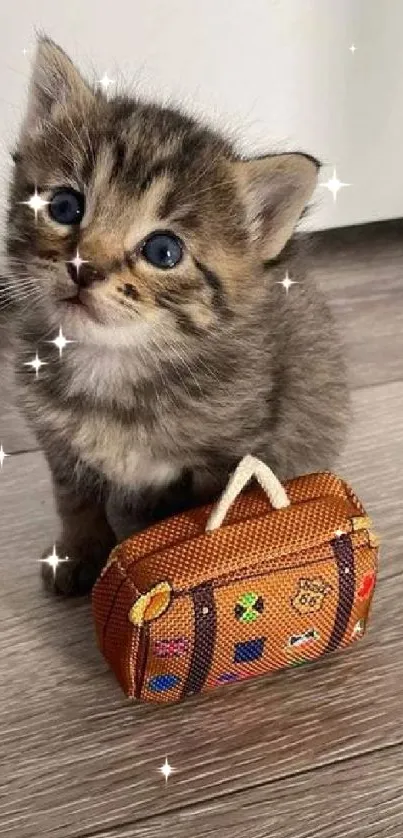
234;153;320;260
21;36;94;140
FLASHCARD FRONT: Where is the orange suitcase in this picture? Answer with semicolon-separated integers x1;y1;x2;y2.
92;456;379;703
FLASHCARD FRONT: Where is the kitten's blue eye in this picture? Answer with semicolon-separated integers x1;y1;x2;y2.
141;231;183;269
48;188;85;225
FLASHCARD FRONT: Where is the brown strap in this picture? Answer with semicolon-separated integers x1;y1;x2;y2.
325;533;355;652
135;624;150;699
181;583;217;697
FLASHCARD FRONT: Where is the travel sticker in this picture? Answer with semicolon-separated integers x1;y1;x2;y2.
216;671;252;685
148;673;181;693
153;637;190;658
234;591;264;623
357;573;375;601
234;637;266;664
291;577;332;615
286;627;320;648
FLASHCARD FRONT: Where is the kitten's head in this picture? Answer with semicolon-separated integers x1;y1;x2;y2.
7;37;319;348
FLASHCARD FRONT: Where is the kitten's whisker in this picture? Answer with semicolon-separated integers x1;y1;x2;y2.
35;134;81;176
62;107;93;171
135;338;167;410
145;333;186;411
0;287;43;300
166;340;204;398
147;332;199;403
37;116;84;183
189;351;221;385
82;123;96;167
182;144;228;193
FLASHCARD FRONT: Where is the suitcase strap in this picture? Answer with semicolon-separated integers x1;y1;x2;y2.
206;455;290;532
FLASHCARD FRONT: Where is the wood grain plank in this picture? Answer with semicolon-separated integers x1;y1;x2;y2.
309;221;403;390
276;219;403;390
86;747;403;838
0;381;402;837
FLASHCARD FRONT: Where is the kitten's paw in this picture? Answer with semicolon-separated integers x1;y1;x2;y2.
40;539;114;597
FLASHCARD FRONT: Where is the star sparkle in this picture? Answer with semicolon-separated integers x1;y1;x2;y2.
24;351;47;378
67;249;89;278
99;73;114;93
159;757;174;782
320;168;351;203
277;271;298;294
38;545;69;579
0;444;9;469
21;188;49;221
349;44;357;54
47;327;74;358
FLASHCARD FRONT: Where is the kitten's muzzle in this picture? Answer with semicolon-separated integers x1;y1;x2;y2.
67;262;107;289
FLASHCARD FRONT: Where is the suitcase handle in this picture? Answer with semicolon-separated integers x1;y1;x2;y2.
205;455;290;532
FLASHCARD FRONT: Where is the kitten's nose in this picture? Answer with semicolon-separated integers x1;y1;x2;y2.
66;262;107;289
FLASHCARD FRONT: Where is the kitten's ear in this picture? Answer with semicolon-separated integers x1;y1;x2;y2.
234;153;320;260
21;37;93;139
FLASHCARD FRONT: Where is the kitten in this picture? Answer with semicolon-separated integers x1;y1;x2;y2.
4;38;349;596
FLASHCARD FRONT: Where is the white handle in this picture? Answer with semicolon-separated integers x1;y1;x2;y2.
205;455;290;532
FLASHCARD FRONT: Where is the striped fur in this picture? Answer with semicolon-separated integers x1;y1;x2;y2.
3;38;349;594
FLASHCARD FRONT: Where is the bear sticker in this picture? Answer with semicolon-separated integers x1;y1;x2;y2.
291;577;332;615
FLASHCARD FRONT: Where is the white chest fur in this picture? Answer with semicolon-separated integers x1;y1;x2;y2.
66;344;146;407
60;345;180;490
71;411;180;490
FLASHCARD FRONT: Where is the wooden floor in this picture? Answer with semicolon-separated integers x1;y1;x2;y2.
1;219;403;838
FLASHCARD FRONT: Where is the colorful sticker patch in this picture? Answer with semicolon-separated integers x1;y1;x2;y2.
216;672;240;684
234;592;264;623
153;637;190;658
234;637;265;664
357;573;375;601
216;671;252;685
148;674;181;693
291;577;332;615
287;628;320;648
352;618;365;638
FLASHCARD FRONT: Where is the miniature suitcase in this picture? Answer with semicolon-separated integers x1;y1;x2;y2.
92;456;379;703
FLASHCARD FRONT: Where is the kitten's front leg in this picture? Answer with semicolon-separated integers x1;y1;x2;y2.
42;475;116;596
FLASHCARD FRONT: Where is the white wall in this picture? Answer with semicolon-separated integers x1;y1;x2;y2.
1;0;402;231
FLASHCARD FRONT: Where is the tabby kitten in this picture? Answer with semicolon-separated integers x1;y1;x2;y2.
5;38;349;596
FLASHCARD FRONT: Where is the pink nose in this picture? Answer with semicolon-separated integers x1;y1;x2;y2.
67;262;107;289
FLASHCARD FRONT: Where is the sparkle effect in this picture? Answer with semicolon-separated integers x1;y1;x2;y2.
320;168;351;202
0;445;9;469
24;351;47;378
38;545;69;579
277;271;298;294
67;249;88;278
99;73;114;92
48;327;74;358
159;758;174;782
21;188;49;221
349;44;357;54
